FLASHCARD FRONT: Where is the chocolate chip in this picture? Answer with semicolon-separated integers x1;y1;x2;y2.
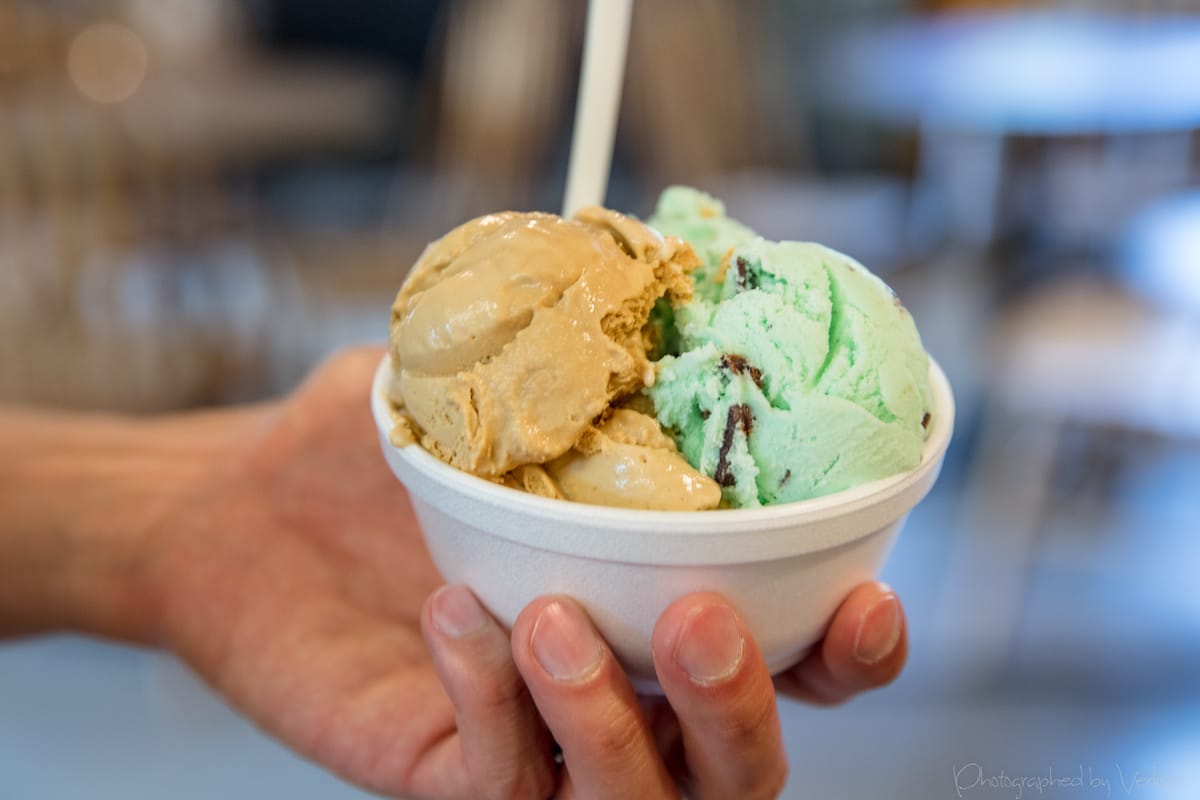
699;409;710;420
921;411;931;429
779;469;792;488
719;353;764;390
713;404;754;488
735;256;758;292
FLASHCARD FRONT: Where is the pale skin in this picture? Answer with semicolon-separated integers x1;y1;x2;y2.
0;347;908;800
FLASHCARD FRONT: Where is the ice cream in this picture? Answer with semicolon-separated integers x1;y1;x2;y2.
647;186;758;302
387;206;722;511
648;187;932;507
386;188;932;511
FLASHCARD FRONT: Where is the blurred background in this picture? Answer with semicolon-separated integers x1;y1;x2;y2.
2;0;1199;797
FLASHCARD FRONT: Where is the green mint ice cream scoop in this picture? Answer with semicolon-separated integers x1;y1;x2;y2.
648;187;933;507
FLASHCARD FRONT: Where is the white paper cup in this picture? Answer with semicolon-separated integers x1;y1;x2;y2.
372;357;954;692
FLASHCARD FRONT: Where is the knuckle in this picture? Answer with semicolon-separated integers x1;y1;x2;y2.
704;745;789;800
711;687;778;745
470;665;531;714
443;631;524;709
690;687;789;799
580;701;650;764
472;764;556;800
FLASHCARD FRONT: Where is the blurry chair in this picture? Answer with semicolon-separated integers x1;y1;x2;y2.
623;1;919;270
424;0;576;219
993;279;1200;438
121;0;247;69
0;1;269;411
2;0;408;409
938;255;1200;682
622;0;776;188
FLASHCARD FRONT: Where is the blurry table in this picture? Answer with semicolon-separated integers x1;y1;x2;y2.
825;11;1200;136
822;11;1200;247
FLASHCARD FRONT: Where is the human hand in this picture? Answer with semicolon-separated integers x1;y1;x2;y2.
423;583;904;800
144;347;906;798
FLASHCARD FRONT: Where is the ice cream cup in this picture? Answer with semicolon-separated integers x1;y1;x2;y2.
372;356;954;693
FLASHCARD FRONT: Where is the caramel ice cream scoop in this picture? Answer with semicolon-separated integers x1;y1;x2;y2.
387;205;721;510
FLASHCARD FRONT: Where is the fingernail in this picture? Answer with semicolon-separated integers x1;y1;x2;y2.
430;585;490;638
674;604;745;686
530;601;603;683
853;590;902;665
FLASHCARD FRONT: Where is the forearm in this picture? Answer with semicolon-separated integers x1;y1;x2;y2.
0;405;266;643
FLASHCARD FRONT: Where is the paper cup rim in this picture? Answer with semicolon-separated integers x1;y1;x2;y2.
372;355;954;544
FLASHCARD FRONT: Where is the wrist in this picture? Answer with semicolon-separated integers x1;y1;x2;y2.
0;406;268;644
